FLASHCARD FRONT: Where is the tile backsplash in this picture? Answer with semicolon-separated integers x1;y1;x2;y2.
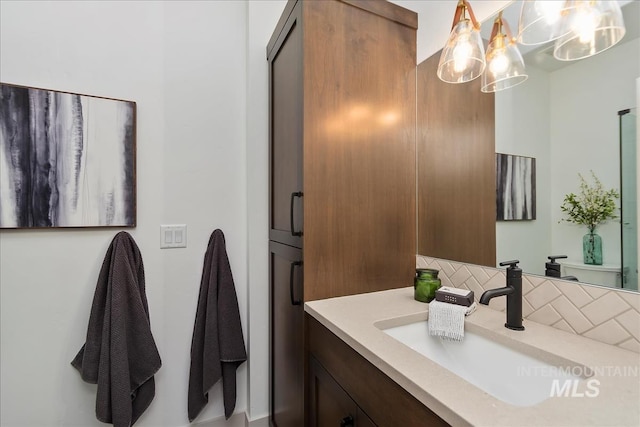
417;255;640;353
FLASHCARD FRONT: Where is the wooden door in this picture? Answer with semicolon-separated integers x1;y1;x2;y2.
270;241;304;427
268;3;303;248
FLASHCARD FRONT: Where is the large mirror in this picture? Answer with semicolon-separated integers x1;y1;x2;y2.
415;0;639;291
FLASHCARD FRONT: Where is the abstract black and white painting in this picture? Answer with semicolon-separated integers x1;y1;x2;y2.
496;153;536;221
0;83;136;228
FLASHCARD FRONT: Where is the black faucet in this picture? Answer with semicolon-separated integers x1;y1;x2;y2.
545;255;579;281
479;260;525;331
545;255;567;278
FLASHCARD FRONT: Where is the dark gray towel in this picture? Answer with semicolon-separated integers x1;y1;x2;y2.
72;231;161;427
188;229;247;421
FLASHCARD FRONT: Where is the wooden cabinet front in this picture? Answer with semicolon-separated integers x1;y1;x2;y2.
307;315;449;427
268;1;418;425
301;0;417;301
269;3;303;248
270;241;304;427
309;356;376;427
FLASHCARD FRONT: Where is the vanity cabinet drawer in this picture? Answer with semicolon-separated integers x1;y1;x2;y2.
307;315;448;427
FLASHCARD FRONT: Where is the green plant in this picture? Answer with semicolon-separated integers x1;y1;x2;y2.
560;171;620;234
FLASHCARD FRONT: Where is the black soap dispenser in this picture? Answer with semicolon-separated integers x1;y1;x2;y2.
545;255;567;278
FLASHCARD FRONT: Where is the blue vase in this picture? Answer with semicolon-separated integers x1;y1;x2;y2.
583;232;603;265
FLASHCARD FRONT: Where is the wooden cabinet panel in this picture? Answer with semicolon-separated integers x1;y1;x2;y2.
417;51;496;267
356;408;376;427
309;355;377;427
270;242;304;427
268;1;417;425
302;0;417;301
269;6;303;248
308;315;449;427
309;356;358;427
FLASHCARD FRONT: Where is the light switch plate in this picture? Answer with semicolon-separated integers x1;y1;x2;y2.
160;224;187;248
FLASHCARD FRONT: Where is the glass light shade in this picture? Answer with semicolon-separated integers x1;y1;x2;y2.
554;0;626;61
437;19;486;83
518;0;570;45
481;36;528;93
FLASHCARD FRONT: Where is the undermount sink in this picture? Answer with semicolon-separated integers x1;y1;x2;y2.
381;320;587;407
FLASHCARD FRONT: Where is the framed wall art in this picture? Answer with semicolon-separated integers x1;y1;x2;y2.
496;153;536;221
0;83;136;228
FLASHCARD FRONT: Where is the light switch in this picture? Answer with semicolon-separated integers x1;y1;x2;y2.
160;224;187;249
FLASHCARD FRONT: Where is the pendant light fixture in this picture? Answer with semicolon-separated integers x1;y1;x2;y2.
482;11;528;93
554;0;626;61
518;0;569;45
437;0;486;84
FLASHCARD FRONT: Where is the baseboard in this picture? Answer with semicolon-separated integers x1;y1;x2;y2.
188;412;246;427
181;411;269;427
245;413;269;427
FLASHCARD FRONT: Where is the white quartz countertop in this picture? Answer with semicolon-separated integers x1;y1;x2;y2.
305;287;640;427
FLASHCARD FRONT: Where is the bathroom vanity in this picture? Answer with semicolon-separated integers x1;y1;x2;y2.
306;287;640;426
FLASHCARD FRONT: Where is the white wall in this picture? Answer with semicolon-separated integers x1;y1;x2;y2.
550;38;640;266
391;0;512;63
0;1;252;426
495;65;552;275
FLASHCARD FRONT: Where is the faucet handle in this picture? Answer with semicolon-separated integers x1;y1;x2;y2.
499;260;520;268
547;255;568;262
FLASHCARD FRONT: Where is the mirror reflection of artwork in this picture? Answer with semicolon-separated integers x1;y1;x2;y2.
496;153;536;221
0;83;136;228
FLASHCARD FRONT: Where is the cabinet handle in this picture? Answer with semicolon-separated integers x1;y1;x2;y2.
339;415;354;427
289;260;303;306
290;191;303;237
